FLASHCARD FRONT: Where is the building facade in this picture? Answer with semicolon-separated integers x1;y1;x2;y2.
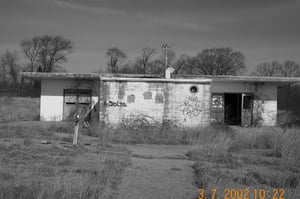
23;72;300;128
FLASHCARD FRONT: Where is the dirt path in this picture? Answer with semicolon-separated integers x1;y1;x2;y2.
116;144;198;199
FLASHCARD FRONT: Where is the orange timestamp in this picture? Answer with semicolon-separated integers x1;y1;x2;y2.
198;188;285;199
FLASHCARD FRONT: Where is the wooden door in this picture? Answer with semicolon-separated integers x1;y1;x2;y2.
78;90;92;122
63;89;91;121
241;94;253;126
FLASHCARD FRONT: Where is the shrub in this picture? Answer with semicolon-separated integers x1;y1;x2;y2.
229;127;281;151
273;128;300;170
85;122;234;146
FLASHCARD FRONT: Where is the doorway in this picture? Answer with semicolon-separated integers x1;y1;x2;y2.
211;93;253;126
224;93;242;125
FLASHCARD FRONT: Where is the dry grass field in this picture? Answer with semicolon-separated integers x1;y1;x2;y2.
90;123;300;198
0;97;40;123
187;127;300;198
0;97;299;198
0;122;130;199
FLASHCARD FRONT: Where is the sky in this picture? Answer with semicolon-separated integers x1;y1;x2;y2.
0;0;300;73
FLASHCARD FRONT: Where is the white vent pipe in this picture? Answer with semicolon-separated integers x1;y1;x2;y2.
165;67;175;79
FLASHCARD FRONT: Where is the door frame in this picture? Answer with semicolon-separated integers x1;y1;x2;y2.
211;92;253;126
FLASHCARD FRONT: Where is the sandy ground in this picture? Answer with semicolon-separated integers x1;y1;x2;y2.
116;144;198;199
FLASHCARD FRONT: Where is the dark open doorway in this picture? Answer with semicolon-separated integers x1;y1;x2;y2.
224;93;242;125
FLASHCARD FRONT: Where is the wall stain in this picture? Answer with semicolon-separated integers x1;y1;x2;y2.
118;83;126;100
155;93;164;104
127;94;135;103
143;91;152;100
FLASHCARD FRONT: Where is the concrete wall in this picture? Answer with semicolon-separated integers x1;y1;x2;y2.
99;80;211;128
212;82;278;126
40;79;99;121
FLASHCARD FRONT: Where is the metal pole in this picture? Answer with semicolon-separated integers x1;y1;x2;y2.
73;114;79;145
162;43;171;69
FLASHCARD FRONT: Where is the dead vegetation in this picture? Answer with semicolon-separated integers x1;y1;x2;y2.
85;121;234;145
0;122;130;199
0;97;40;123
1;97;299;198
187;127;300;198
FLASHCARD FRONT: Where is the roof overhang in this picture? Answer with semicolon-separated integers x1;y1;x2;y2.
22;72;100;80
22;72;211;84
100;77;211;83
22;72;300;85
175;75;300;84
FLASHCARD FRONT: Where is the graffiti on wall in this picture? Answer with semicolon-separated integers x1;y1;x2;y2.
212;95;223;108
104;100;127;107
180;96;203;117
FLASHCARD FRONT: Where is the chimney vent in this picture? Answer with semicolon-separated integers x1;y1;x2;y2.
165;67;175;79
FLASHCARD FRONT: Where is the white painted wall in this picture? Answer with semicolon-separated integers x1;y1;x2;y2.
40;79;99;121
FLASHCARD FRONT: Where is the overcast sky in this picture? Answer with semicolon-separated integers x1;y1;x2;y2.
0;0;299;73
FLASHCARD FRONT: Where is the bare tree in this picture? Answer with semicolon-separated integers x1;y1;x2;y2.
148;59;164;74
252;61;281;76
106;47;127;73
253;60;300;115
136;47;156;74
279;60;300;77
173;54;191;74
21;35;73;72
139;49;176;75
119;61;146;74
278;61;300;113
194;48;246;75
0;50;20;90
159;49;176;68
21;37;41;72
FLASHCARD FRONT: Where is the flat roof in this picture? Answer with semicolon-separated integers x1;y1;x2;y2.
22;72;161;80
22;72;211;83
100;77;211;83
175;75;300;83
22;72;300;83
22;72;100;80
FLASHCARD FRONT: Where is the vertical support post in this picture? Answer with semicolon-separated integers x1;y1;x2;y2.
73;114;79;145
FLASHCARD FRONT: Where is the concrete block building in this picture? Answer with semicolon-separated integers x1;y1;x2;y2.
23;72;300;128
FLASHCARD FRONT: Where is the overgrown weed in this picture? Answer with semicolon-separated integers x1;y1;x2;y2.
0;140;130;199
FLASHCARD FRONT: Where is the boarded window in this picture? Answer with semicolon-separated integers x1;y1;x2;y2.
64;90;77;104
78;90;91;104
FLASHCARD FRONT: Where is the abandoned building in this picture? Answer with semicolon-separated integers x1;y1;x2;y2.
22;71;300;128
